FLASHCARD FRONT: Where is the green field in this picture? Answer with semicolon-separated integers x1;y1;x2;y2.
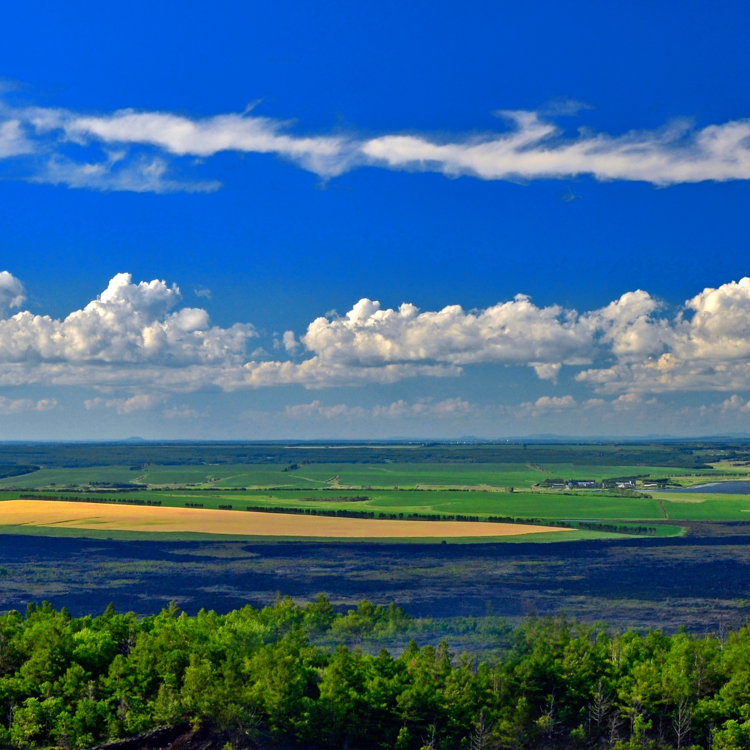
1;442;750;539
0;522;633;544
0;460;726;491
0;489;693;521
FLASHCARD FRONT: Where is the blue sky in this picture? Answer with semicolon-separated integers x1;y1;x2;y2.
1;1;750;439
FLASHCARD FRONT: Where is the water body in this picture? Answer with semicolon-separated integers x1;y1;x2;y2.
665;481;750;494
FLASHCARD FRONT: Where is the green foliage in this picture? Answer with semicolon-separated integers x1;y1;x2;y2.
0;441;729;469
3;600;750;749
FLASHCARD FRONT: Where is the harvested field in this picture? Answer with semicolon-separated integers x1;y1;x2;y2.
0;500;567;539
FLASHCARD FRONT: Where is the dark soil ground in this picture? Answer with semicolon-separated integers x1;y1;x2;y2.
2;523;750;634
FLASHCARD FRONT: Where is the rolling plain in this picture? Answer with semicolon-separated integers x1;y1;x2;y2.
1;444;750;540
3;441;750;634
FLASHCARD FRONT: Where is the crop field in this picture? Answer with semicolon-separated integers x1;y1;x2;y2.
2;442;750;634
655;492;750;520
0;499;568;540
0;442;749;541
0;486;681;522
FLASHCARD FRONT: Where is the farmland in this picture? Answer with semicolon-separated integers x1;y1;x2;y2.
0;499;568;540
1;441;750;540
2;441;750;636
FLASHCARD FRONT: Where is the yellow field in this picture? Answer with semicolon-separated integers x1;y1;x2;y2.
0;500;567;539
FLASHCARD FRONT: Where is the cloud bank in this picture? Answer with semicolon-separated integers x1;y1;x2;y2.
284;397;473;420
4;271;750;397
3;98;750;191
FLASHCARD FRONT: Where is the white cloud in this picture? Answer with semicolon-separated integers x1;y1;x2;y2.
0;272;25;314
0;118;34;158
372;397;474;418
285;397;474;420
85;393;162;414
284;400;366;419
31;152;220;194
531;363;562;381
68;109;350;175
517;395;578;418
515;393;657;419
6;271;750;398
301;295;592;371
234;359;460;390
577;357;750;394
0;272;259;393
0;396;56;414
428;397;473;416
24;104;352;179
720;394;750;412
361;112;750;186
577;278;750;393
678;278;750;359
4;98;750;192
282;330;299;353
585;290;670;360
0;272;254;367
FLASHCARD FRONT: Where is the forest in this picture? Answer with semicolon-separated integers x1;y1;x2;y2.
0;440;729;470
2;598;750;750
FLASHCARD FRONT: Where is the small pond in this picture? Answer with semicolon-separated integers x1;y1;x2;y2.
665;481;750;494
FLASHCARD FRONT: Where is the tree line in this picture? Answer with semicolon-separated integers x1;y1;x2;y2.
1;598;750;750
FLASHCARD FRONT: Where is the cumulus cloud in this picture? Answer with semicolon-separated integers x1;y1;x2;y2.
531;363;563;381
284;400;366;419
515;393;657;419
0;396;56;414
372;397;474;418
720;394;750;412
586;290;671;360
0;272;254;367
282;330;299;353
5;270;750;398
0;271;461;393
0;271;259;393
85;394;162;414
577;278;750;393
234;359;459;390
294;277;750;394
301;295;592;370
516;395;578;418
4;97;750;191
286;397;474;420
0;272;25;314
